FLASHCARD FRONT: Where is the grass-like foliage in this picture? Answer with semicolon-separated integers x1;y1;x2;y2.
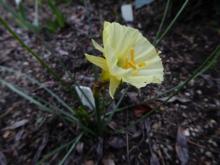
0;0;66;33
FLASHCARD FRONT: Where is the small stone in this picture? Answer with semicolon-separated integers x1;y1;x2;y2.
180;105;187;109
58;122;63;127
197;125;202;131
183;129;190;136
152;122;160;130
204;125;209;129
205;151;212;158
76;142;84;154
185;92;191;96
160;144;164;149
145;139;149;143
204;98;208;102
182;113;187;118
23;61;29;66
149;132;153;137
191;132;196;137
208;139;218;147
213;161;217;165
200;148;204;153
189;79;195;86
3;131;10;139
122;155;126;160
167;145;173;151
209;119;216;127
189;127;193;131
196;90;202;95
194;128;199;133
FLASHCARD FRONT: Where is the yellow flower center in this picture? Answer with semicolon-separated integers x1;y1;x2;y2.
123;48;145;72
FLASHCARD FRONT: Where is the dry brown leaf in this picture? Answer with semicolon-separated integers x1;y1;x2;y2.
102;158;115;165
133;104;153;118
83;160;95;165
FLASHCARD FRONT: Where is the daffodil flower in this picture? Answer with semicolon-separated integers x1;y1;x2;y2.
85;21;164;98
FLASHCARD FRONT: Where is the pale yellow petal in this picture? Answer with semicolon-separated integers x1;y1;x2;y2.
122;66;163;88
103;22;141;60
103;22;161;68
122;76;147;88
92;39;103;52
123;74;163;88
85;54;107;71
135;46;158;62
138;69;164;83
138;68;164;77
103;21;111;49
142;57;164;70
109;76;121;98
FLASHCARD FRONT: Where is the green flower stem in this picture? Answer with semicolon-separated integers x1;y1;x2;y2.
58;133;83;165
106;86;130;124
155;0;189;46
94;85;103;135
154;0;171;45
37;138;77;164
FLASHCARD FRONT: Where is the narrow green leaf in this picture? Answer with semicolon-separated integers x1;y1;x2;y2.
48;0;65;28
0;78;95;135
0;66;74;115
165;45;220;102
0;16;77;101
0;78;75;122
154;0;171;45
58;133;83;165
37;138;77;164
155;0;189;45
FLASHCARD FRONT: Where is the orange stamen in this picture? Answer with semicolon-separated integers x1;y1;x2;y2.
128;61;136;69
138;62;145;67
123;48;145;72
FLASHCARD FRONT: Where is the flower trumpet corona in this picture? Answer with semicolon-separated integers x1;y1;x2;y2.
85;22;164;98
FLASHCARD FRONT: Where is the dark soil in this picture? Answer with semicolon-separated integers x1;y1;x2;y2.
0;1;220;165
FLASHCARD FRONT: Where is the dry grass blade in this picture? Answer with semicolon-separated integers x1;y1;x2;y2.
175;127;189;165
0;151;7;165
